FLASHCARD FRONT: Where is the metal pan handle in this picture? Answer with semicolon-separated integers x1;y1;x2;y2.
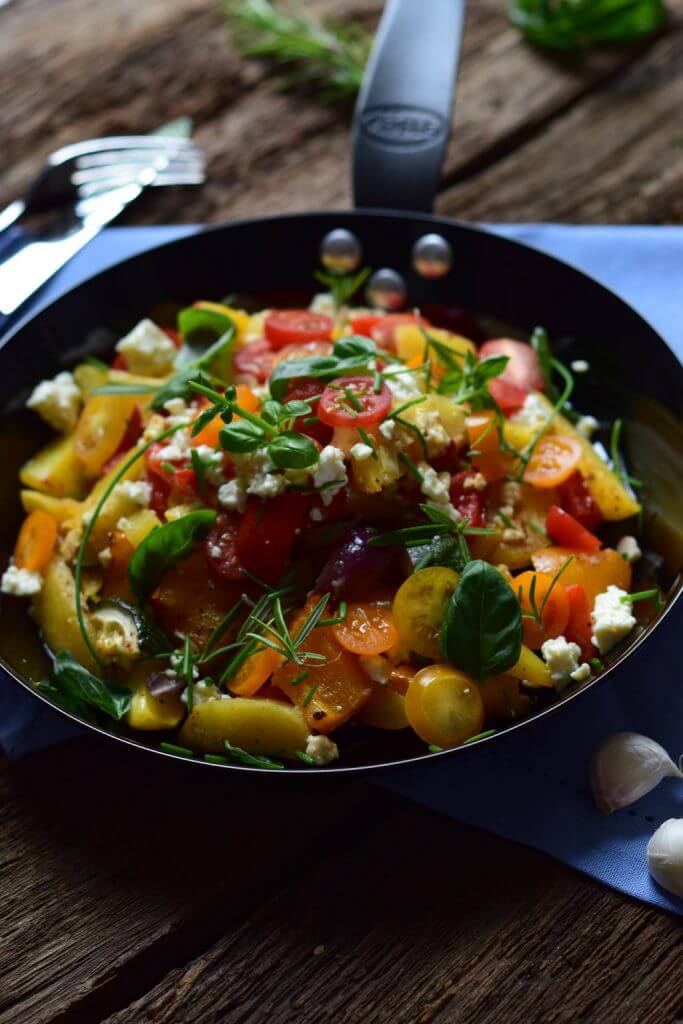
352;0;465;212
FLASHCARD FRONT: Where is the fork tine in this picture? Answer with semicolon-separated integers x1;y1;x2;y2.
49;135;197;165
74;145;203;171
72;154;205;183
76;170;205;199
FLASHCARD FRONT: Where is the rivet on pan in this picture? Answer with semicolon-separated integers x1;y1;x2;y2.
320;229;363;274
366;268;407;311
412;233;453;279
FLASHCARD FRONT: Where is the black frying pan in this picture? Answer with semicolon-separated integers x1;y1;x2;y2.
0;0;681;773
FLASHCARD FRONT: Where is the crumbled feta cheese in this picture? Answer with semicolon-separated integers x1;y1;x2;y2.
360;655;392;684
617;535;642;563
305;734;339;766
463;472;487;492
181;680;221;706
194;445;226;486
383;368;423;403
571;359;590;373
541;636;586;689
591;586;636;654
26;371;81;433
417;464;459;521
502;526;526;543
509;392;548;428
156;430;191;462
117;480;152;506
309;292;336;317
416;408;450;457
576;415;599;439
115;319;176;376
570;662;591;683
142;413;167;442
98;546;112;569
350;442;374;462
500;480;522;509
309;507;323;522
163;397;188;417
313;445;348;506
379;418;396;441
218;478;247;513
592;440;611;464
1;564;42;596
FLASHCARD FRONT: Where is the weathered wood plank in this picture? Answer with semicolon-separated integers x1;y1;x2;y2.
0;739;384;1024
100;804;683;1024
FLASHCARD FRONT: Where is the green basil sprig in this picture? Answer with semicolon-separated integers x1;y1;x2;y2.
150;324;236;411
41;651;132;721
129;510;217;601
268;334;380;400
509;0;663;50
438;350;509;406
441;560;522;681
177;305;234;343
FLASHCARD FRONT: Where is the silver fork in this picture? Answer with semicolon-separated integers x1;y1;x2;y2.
0;134;204;234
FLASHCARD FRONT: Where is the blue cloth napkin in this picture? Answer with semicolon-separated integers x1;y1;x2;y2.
1;224;682;914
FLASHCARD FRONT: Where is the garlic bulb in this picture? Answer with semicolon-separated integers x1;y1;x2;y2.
647;819;683;898
589;732;682;814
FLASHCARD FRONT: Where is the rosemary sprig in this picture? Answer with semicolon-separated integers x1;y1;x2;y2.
228;0;371;103
314;266;371;309
369;505;497;549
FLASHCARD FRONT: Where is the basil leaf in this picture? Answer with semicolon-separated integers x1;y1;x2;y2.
268;354;373;400
281;399;314;418
411;536;467;574
129;510;217;600
333;335;376;359
260;399;284;425
509;0;663;49
219;419;265;453
151;326;236;411
476;355;509;383
191;401;225;436
178;305;234;343
268;431;320;469
47;651;132;720
441;559;522;680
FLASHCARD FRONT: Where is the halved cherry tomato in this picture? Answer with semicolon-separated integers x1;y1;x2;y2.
558;471;602;531
488;376;528;414
392;567;459;659
13;510;57;573
466;411;507;483
285;378;333;447
234;339;275;382
514;570;570;649
450;470;487;528
149;474;171;517
205;512;244;581
172;467;199;499
564;583;596;660
271;339;333;366
191;385;260;448
479;339;543;391
111;353;127;370
369;314;427;352
318;376;392;429
74;394;142;475
523;435;582;488
235;493;311;584
145;442;182;486
349;314;383;339
229;645;284;697
546;504;601;553
405;664;484;747
531;546;632;604
333;602;399;656
264;310;334;350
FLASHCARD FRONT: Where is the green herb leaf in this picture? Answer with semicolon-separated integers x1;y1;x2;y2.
129;510;217;601
178;305;235;343
49;651;132;720
315;268;371;309
268;353;374;400
509;0;664;51
150;325;236;410
268;431;320;469
219;419;266;453
441;559;522;680
333;334;377;360
223;739;284;770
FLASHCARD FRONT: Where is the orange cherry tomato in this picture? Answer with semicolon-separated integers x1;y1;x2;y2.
405;664;484;748
523;435;583;488
514;570;570;649
191;385;260;448
481;674;531;724
332;602;399;656
466;411;507;483
13;510;57;573
564;583;596;661
531;546;632;604
229;645;285;697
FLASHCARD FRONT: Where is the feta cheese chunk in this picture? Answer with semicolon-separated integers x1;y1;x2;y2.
305;734;339;766
313;445;348;506
117;480;152;506
591;585;636;654
383;367;423;403
26;371;81;433
571;359;590;373
1;564;42;597
541;635;588;689
115;319;176;376
617;535;642;563
350;442;375;462
509;392;548;429
217;478;247;513
576;415;599;439
418;464;460;522
379;418;396;441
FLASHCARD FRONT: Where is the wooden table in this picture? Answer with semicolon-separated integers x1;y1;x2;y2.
1;2;682;1021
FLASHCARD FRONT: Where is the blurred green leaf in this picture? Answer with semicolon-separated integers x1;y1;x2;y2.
509;0;665;50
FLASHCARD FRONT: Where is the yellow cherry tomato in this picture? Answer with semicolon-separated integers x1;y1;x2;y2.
405;664;484;748
74;395;141;475
13;510;57;573
392;567;459;659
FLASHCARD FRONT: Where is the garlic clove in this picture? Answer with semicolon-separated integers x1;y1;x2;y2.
589;731;683;815
647;819;683;899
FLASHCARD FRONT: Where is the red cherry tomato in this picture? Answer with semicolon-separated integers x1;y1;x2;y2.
272;339;333;365
488;376;528;414
285;378;333;447
145;441;180;485
235;493;311;584
206;512;245;582
163;327;183;348
173;467;199;499
349;314;383;339
479;339;543;392
233;339;275;382
564;583;596;661
450;470;487;528
558;471;602;531
149;474;171;516
371;314;427;351
546;504;602;553
111;353;127;370
101;406;143;475
264;310;334;350
318;376;392;429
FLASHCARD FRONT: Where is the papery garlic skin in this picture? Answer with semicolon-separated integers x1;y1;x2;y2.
647;819;683;899
589;732;682;815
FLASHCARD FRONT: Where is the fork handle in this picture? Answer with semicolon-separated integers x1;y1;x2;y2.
0;200;26;235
